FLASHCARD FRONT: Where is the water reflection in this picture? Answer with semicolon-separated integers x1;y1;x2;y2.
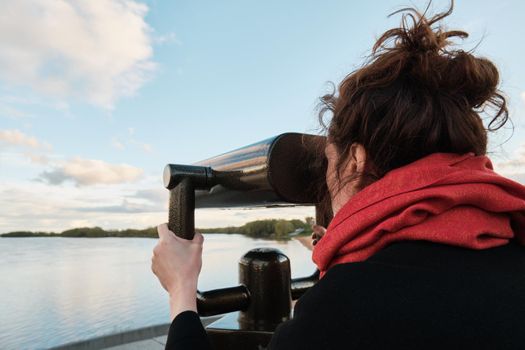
0;235;314;349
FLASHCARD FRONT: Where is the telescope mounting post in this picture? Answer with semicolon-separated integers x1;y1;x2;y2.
162;133;330;349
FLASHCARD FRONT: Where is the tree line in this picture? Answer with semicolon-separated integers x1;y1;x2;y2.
1;227;158;238
199;217;314;238
1;217;314;239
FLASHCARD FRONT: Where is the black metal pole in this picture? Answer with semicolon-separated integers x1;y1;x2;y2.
291;270;320;300
197;285;250;316
238;248;292;330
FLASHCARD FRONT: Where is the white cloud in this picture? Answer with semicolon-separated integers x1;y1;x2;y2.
0;176;316;233
0;129;51;151
24;152;50;165
0;130;144;186
0;0;155;109
112;138;125;151
133;188;167;203
0;102;30;119
131;140;153;153
521;91;525;106
0;180;166;232
112;129;153;153
76;187;169;213
141;143;153;153
39;157;143;186
153;32;182;46
494;143;525;184
76;199;162;213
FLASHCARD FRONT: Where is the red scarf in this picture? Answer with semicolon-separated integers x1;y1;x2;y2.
312;153;525;277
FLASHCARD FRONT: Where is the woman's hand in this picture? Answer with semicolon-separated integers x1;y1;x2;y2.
151;223;204;320
311;225;326;246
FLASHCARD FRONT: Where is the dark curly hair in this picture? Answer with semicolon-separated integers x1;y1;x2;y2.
318;1;509;193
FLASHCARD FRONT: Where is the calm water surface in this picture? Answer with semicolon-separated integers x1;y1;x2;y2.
0;235;315;349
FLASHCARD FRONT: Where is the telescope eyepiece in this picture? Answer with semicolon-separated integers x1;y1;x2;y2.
163;164;215;190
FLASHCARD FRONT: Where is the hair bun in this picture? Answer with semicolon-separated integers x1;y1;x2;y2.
370;3;507;126
442;52;499;108
319;1;510;181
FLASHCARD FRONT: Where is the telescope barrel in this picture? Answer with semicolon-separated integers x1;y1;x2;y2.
163;133;327;209
164;132;329;238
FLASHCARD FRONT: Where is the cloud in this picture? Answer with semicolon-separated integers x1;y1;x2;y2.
112;138;125;151
0;0;155;109
0;102;30;119
0;177;316;233
494;143;525;184
0;129;52;166
0;129;52;150
76;188;169;213
0;180;167;232
24;152;50;165
39;157;143;186
521;92;525;106
153;32;181;45
131;140;153;153
0;130;145;186
132;188;168;203
0;94;37;119
76;199;161;213
111;129;153;153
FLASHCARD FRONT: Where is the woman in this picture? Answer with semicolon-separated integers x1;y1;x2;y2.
152;4;525;349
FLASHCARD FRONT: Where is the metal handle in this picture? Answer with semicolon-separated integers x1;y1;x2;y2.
197;285;250;316
168;177;195;240
291;269;320;300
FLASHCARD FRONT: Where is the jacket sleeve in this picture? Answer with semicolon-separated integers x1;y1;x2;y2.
165;311;213;350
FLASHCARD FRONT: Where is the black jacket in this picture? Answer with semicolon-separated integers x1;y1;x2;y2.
167;241;525;349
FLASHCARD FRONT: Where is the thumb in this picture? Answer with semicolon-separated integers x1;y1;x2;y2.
193;231;204;244
157;223;173;240
312;225;327;237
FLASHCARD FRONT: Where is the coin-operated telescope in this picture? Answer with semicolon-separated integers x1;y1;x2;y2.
163;132;331;349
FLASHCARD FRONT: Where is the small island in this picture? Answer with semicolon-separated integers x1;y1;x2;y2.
1;217;315;239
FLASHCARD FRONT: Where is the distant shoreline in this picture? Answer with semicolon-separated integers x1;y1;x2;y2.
0;227;158;238
1;218;315;240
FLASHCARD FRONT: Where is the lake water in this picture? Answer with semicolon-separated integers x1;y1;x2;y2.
0;235;315;349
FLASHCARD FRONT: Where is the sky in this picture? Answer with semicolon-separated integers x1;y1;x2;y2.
0;0;524;233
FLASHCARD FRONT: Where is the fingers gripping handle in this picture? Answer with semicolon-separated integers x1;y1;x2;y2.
168;177;195;240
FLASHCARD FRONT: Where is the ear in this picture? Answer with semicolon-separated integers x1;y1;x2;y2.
349;143;367;174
